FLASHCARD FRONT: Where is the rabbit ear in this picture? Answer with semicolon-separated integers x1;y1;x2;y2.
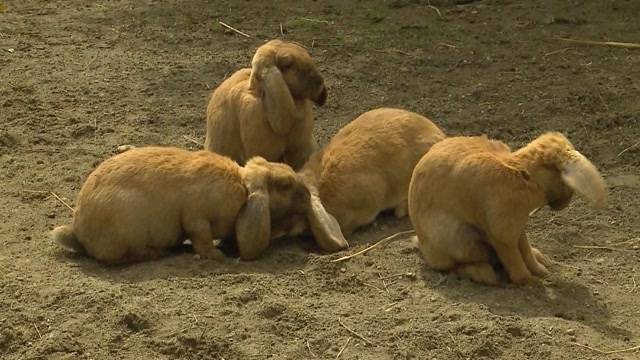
249;52;297;135
261;67;297;134
305;190;349;252
236;160;272;260
560;150;608;208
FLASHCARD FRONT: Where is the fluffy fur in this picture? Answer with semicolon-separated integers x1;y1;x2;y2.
205;39;327;170
408;132;608;286
298;107;446;236
51;147;343;264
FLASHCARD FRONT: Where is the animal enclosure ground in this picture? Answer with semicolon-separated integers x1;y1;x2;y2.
1;0;639;359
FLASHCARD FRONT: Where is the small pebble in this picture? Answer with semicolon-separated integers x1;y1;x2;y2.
566;328;575;336
340;267;346;273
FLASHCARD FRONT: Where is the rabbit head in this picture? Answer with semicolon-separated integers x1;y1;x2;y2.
515;132;608;210
236;157;346;259
250;39;327;106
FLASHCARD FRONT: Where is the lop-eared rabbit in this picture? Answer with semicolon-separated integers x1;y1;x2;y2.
205;39;327;170
295;108;446;238
409;132;608;286
51;147;345;264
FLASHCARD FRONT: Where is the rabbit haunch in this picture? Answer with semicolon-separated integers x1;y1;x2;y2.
284;108;445;243
51;147;343;265
205;39;327;170
409;132;608;286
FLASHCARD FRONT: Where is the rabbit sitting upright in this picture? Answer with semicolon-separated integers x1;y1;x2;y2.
408;132;608;285
205;39;327;170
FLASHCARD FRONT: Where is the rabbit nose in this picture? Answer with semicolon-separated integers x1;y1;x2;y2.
314;85;327;106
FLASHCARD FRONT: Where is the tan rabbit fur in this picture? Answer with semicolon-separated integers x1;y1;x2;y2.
205;39;327;170
298;107;446;236
409;132;608;286
51;147;344;264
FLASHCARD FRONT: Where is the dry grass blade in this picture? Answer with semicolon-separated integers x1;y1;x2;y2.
32;323;42;339
335;337;351;359
617;141;640;157
299;17;331;25
545;47;573;56
558;38;640;49
218;21;251;38
183;135;203;146
306;340;317;358
573;245;633;252
337;319;374;346
610;238;640;246
572;342;640;355
51;192;74;213
427;5;442;17
331;230;415;263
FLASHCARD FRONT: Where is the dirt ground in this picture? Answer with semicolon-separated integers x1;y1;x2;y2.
1;0;639;359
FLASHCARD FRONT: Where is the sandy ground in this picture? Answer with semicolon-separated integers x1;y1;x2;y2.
1;0;639;359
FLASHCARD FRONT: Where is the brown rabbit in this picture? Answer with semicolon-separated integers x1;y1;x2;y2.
296;107;446;237
51;147;345;264
205;39;327;170
408;132;608;286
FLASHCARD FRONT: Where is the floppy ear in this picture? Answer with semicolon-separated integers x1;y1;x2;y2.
236;160;272;260
249;53;297;135
305;188;349;252
262;67;297;134
560;150;608;208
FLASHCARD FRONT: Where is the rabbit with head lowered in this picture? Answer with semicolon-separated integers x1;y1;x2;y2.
409;132;608;286
205;39;327;170
273;108;445;250
51;147;345;264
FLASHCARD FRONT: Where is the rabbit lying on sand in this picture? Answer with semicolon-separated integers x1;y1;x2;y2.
52;147;345;264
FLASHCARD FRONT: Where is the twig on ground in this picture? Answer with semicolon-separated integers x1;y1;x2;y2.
51;192;74;212
572;342;640;355
558;38;640;49
610;238;640;246
573;245;632;252
384;302;402;312
379;272;414;281
331;230;415;263
427;5;442;17
550;259;581;271
374;48;412;56
306;340;317;358
299;17;331;25
183;135;203;147
438;42;458;48
617;141;640;157
335;337;351;359
218;21;251;38
32;323;42;339
362;282;384;292
337;319;374;346
544;47;573;56
24;190;49;194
